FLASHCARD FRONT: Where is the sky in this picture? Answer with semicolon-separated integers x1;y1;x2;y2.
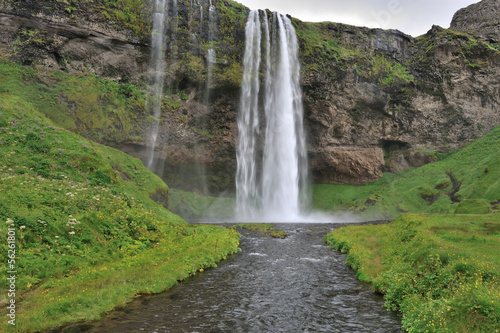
233;0;480;37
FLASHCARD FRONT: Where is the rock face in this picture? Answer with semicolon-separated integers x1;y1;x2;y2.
299;12;500;184
310;147;385;184
0;0;499;194
450;0;500;43
0;10;148;81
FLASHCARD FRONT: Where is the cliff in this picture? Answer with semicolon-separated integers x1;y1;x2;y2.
0;0;498;194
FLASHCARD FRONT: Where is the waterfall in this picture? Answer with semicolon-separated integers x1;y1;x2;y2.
206;0;217;108
146;0;168;173
236;10;262;219
236;10;308;222
207;0;217;73
190;0;218;196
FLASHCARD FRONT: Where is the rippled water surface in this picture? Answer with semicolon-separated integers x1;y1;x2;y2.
66;223;401;332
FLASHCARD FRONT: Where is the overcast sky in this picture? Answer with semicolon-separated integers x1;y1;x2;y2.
233;0;479;36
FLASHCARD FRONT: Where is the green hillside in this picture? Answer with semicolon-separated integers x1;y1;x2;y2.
313;126;500;219
0;61;240;332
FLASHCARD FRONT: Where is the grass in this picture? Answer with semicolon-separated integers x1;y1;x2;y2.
313;124;500;219
0;70;240;332
0;60;147;145
325;214;500;332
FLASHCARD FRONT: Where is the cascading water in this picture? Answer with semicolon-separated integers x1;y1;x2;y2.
236;10;261;220
236;10;308;222
191;0;218;195
146;0;168;174
207;0;217;86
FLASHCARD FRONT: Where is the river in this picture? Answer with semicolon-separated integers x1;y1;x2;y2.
58;223;402;332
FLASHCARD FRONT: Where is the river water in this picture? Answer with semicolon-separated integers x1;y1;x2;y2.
61;223;402;332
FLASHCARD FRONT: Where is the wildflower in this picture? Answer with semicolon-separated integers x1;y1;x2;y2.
19;225;26;229
68;231;75;235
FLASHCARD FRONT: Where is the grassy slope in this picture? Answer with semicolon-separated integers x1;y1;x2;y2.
325;214;500;332
313;124;500;219
0;60;240;332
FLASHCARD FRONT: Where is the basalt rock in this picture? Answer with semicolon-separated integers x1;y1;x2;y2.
0;0;499;193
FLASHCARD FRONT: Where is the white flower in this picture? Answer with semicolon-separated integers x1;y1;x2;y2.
68;231;75;235
19;226;26;229
55;236;59;239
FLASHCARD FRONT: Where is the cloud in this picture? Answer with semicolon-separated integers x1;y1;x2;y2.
234;0;479;36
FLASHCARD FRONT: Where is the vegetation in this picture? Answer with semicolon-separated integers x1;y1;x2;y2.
313;124;500;219
0;60;147;145
0;62;240;332
325;214;500;332
234;224;288;239
5;0;151;38
293;20;414;88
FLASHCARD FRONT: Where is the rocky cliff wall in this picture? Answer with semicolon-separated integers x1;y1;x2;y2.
450;0;500;43
0;0;498;194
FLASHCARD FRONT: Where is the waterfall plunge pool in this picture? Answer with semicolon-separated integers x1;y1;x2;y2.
59;223;402;333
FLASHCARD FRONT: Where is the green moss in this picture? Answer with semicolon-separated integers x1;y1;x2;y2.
371;55;414;86
215;61;243;87
0;60;147;144
9;0;150;39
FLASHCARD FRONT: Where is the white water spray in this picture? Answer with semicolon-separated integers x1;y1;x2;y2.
236;10;261;220
236;10;308;222
146;0;168;172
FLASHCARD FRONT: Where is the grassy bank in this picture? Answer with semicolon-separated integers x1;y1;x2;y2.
325;214;500;332
0;66;240;332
